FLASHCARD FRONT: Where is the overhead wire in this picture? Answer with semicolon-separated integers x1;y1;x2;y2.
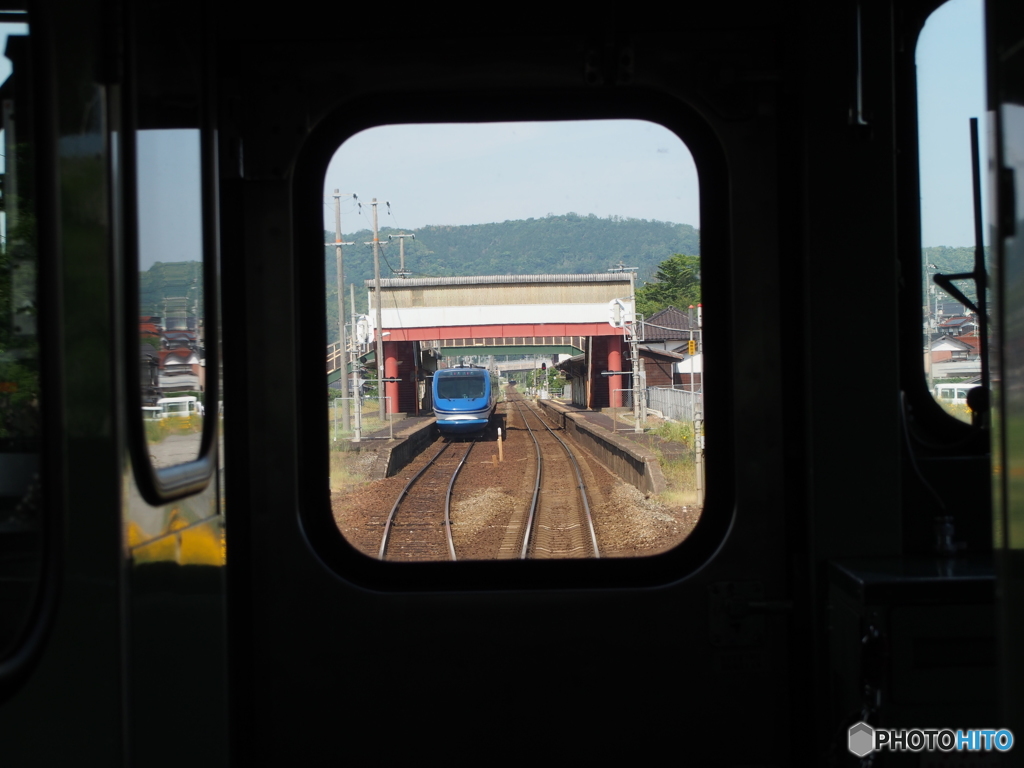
376;201;452;280
323;193;362;350
350;200;409;340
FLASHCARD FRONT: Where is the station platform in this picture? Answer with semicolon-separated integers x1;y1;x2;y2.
346;399;693;495
537;399;692;464
339;415;438;480
358;414;435;442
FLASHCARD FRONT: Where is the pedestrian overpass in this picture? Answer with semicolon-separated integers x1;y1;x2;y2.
329;273;636;413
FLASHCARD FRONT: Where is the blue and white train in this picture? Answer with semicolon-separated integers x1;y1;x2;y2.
432;365;499;435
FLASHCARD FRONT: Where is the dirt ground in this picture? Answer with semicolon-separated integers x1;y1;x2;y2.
331;401;702;561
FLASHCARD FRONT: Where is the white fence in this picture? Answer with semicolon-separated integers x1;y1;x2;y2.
330;396;395;442
646;386;702;423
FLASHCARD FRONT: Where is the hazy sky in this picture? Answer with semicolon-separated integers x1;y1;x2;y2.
323;120;699;234
917;0;988;248
137;129;203;270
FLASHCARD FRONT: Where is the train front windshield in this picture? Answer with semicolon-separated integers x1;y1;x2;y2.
437;375;486;400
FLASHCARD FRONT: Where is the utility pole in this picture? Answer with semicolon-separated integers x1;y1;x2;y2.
325;189;356;432
361;198;388;420
388;233;414;278
629;268;645;431
609;261;643;432
925;263;939;391
350;282;362;442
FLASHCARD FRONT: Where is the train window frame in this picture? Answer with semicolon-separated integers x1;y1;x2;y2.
120;2;221;505
895;0;991;445
0;8;65;697
293;92;736;591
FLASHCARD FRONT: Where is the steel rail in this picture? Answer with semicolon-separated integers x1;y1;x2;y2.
513;393;600;559
536;408;600;559
511;393;543;559
378;440;451;560
444;438;477;561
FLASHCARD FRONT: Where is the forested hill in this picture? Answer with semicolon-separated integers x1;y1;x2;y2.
922;245;978;274
325;214;700;339
922;246;983;307
316;220;979;344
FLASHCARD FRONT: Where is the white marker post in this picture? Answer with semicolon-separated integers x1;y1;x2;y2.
497;428;503;462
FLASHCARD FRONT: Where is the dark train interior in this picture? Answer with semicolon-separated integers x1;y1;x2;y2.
1;0;1023;764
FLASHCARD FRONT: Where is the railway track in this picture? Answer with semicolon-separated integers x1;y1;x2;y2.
378;437;477;561
509;392;600;560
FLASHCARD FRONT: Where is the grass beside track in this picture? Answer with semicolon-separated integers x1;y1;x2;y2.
649;418;701;507
329;444;371;493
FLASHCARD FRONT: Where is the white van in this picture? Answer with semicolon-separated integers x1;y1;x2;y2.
155;396;199;418
933;382;980;405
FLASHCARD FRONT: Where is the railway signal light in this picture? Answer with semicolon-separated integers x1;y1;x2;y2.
688;339;697;355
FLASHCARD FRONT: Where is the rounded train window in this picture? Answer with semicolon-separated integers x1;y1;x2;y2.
321;120;710;563
917;0;988;424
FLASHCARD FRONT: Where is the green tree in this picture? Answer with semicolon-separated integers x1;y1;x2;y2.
635;254;700;317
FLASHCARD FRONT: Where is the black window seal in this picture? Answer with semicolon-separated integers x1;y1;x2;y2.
121;4;221;506
0;6;66;699
293;88;736;592
895;0;990;450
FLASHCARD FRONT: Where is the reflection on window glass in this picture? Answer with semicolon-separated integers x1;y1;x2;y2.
0;14;42;659
322;120;708;562
917;0;988;423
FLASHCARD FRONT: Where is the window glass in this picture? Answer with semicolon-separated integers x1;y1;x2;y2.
0;13;41;660
136;129;204;468
917;0;988;423
438;376;486;400
130;2;208;475
323;120;707;562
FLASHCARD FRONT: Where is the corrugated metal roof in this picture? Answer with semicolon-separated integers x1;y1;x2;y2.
365;273;632;289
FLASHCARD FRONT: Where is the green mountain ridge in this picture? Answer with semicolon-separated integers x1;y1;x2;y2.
922;246;983;310
325;213;700;342
133;218;982;346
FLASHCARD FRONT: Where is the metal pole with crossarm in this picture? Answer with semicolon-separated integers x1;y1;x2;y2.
366;199;386;420
326;189;356;431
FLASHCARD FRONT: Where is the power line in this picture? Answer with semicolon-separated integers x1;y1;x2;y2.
388;233;414;278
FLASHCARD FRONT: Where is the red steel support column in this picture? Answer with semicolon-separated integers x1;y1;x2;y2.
410;343;420;416
608;335;623;408
384;341;400;414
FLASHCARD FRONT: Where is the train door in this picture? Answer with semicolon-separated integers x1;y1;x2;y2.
0;3;230;765
988;0;1024;743
222;13;798;768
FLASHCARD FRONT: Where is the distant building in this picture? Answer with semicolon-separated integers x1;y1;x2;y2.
556;354;588;408
929;334;981;379
642;305;701;353
673;352;703;393
162;330;199;350
157;348;203;393
936;301;968;320
937;316;977;336
637;345;681;387
139;316;162;337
